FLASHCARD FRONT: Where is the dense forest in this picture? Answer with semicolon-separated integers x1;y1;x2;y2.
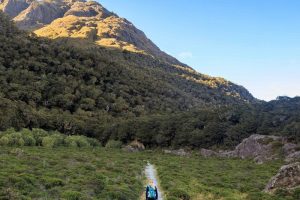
0;11;299;149
105;96;300;148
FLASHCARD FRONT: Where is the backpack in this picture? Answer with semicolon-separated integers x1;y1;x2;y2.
147;185;156;199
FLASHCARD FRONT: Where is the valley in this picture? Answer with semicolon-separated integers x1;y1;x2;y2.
0;0;300;199
0;146;291;200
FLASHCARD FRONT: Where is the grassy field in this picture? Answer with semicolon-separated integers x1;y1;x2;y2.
0;147;297;200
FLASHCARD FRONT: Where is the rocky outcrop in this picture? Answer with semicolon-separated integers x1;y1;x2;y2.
164;149;190;157
234;134;282;163
200;148;218;158
283;143;298;155
264;162;300;193
285;151;300;163
64;1;112;18
13;0;70;29
0;0;32;18
0;0;185;66
123;140;145;153
200;135;287;164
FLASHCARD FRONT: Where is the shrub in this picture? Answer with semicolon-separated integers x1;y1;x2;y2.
64;136;78;147
17;138;25;146
42;137;56;148
0;136;9;146
0;128;97;148
64;136;90;148
293;188;300;199
23;136;36;146
86;137;101;147
51;133;65;147
102;189;130;200
169;189;191;200
31;128;48;146
42;177;64;189
2;128;16;135
76;137;90;148
105;140;123;149
7;132;23;146
93;174;107;194
62;190;84;200
19;128;32;136
275;188;290;197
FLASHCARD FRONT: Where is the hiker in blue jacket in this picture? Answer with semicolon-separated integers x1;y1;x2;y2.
146;180;158;200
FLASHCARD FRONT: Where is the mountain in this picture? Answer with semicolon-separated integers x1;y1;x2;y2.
0;1;265;147
0;0;255;103
1;0;185;65
0;9;256;140
0;1;299;149
0;0;32;18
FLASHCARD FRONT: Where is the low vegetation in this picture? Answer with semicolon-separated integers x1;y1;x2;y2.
0;147;147;200
152;153;299;200
0;143;297;200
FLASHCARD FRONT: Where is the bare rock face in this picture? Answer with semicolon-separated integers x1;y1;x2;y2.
164;149;190;157
0;0;32;18
283;143;298;154
64;1;112;18
13;0;70;29
200;135;285;164
1;0;184;65
264;162;300;193
285;151;300;163
234;134;282;163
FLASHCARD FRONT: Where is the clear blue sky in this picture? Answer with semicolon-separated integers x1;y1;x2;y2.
99;0;300;101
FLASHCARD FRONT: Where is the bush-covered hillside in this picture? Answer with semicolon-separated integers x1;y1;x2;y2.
0;12;299;148
0;12;254;137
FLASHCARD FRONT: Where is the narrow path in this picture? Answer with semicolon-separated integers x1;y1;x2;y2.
144;162;164;200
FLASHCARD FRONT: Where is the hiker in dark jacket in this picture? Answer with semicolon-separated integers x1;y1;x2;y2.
146;180;158;200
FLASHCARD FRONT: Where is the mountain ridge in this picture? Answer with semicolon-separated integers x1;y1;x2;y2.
0;0;256;104
1;0;188;67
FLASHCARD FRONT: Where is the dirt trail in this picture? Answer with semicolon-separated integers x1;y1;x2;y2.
143;162;164;200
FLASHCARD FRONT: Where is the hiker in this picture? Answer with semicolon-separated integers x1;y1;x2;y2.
146;180;158;200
